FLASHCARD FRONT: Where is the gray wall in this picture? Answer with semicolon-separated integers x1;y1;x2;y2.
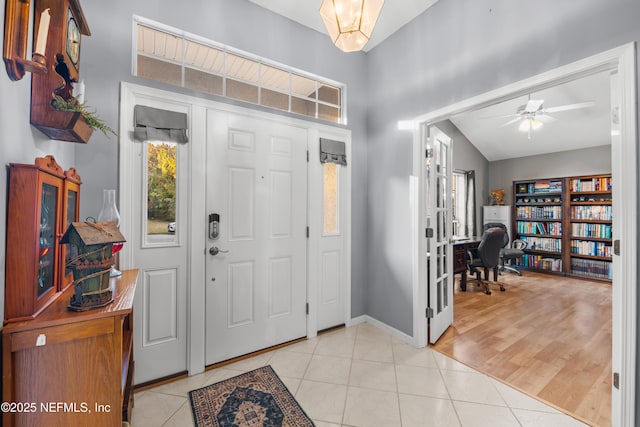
436;120;490;234
365;0;640;337
489;145;612;206
0;0;370;322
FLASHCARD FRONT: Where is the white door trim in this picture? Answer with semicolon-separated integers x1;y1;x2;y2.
410;43;636;426
119;82;352;378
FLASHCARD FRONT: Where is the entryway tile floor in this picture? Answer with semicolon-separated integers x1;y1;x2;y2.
131;323;590;427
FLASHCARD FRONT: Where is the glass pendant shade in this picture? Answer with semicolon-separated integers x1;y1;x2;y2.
320;0;384;52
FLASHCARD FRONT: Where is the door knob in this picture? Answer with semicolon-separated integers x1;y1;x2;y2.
209;246;229;256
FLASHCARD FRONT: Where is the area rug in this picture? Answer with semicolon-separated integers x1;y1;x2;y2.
189;365;314;427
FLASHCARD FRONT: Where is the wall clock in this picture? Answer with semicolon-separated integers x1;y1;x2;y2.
65;8;80;70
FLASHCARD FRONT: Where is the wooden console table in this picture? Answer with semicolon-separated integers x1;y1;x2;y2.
2;269;138;427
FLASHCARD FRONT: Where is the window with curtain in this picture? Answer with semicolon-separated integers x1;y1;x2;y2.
452;170;476;238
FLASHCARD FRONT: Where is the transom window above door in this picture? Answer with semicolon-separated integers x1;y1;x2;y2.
133;16;346;124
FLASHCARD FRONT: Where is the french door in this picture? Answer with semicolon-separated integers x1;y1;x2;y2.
426;126;454;344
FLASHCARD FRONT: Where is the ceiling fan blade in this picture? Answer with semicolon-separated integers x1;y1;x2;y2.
524;99;544;112
480;113;520;120
543;101;595;113
500;117;523;127
536;114;557;123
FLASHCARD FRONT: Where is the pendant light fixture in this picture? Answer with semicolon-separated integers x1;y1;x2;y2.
320;0;385;52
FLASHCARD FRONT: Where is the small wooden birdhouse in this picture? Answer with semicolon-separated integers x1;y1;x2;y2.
61;221;126;311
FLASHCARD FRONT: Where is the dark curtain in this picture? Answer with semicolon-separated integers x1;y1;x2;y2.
465;170;476;237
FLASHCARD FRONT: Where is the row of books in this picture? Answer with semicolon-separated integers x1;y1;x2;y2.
514;255;562;272
516;221;562;235
571;258;612;280
520;236;561;252
571;240;612;257
517;180;563;194
570;177;612;192
571;223;612;239
516;206;562;219
571;206;613;221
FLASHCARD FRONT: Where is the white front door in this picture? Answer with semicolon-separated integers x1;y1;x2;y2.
426;126;454;344
127;104;189;383
205;110;308;365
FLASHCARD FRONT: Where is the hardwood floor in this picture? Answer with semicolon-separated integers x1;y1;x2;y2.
431;271;611;426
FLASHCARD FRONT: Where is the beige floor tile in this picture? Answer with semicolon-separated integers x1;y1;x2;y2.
392;341;439;368
441;370;507;406
279;376;302;395
353;336;394;363
268;350;312;378
491;379;560;413
304;354;352;384
356;323;393;341
161;401;194;427
130;391;186;427
512;408;591;427
395;365;450;398
295;380;348;424
312;421;342;427
349;359;397;392
454;401;521;427
222;352;273;371
315;333;356;358
399;394;461;427
432;350;476;372
343;386;401;427
202;367;246;386
280;337;319;354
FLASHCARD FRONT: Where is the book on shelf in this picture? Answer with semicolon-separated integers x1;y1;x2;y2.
520;236;561;252
570;258;612;280
516;255;562;272
517;221;562;235
571;205;612;221
571;223;612;239
516;206;562;219
570;177;612;192
571;240;612;257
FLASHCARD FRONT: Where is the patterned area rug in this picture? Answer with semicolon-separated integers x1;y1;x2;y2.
189;365;314;427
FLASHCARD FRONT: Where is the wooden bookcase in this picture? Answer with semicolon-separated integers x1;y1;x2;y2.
2;269;137;426
512;178;565;275
566;174;613;281
512;174;612;282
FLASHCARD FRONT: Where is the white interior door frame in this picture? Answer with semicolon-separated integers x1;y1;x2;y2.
410;43;636;426
120;82;351;378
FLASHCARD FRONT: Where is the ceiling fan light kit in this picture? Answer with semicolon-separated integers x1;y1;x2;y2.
320;0;384;52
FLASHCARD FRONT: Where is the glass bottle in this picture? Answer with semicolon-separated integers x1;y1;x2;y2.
97;189;122;277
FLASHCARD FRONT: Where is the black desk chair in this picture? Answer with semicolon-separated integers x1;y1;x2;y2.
467;227;506;295
483;222;527;276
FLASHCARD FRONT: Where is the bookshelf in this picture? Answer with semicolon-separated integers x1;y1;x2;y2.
567;174;612;281
513;178;564;275
512;174;612;282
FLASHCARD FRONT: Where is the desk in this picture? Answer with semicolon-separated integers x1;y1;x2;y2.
453;237;499;291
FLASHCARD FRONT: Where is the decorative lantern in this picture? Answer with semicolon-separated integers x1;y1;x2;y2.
61;221;126;311
320;0;385;52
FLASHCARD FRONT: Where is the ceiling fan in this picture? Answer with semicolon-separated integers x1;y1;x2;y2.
492;96;595;139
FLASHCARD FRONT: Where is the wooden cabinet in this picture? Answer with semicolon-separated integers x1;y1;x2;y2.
5;156;82;323
2;269;137;427
512;174;612;282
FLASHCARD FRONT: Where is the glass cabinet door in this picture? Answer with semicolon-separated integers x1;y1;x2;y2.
64;188;79;284
38;183;58;298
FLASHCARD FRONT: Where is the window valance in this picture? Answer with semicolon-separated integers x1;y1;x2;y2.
319;138;347;165
134;105;188;143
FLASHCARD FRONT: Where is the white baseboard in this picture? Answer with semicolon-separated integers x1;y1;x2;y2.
350;315;414;345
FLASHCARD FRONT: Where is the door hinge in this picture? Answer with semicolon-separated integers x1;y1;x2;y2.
306;303;309;315
426;228;433;238
426;147;433;158
306;226;310;238
613;372;620;389
307;150;309;162
426;307;434;318
614;239;620;256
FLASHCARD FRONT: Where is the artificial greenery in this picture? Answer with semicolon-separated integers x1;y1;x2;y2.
52;95;117;137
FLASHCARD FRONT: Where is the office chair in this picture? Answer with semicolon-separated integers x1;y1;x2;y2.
467;227;506;295
483;222;527;276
